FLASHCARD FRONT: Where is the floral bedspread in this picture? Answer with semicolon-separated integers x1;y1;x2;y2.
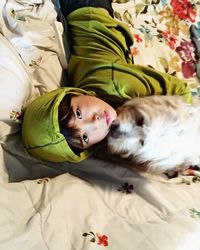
112;0;200;95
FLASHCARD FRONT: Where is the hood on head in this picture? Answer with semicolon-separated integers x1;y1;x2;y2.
22;87;95;162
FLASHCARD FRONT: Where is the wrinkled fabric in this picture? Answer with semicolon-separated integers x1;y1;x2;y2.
67;7;193;105
1;0;68;96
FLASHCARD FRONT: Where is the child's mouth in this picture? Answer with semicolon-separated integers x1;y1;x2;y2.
104;111;111;127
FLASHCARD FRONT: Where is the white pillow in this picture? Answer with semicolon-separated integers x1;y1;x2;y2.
0;34;31;120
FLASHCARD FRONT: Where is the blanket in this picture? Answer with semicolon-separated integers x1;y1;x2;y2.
1;0;200;249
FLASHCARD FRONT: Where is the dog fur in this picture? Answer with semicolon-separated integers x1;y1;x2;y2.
106;95;200;174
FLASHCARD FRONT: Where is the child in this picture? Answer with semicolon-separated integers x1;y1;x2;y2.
22;0;193;163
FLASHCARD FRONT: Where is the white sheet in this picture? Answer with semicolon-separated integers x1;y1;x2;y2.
0;33;31;120
1;0;68;99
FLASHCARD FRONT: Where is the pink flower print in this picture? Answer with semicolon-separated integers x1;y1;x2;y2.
181;60;196;78
130;46;139;56
175;39;196;78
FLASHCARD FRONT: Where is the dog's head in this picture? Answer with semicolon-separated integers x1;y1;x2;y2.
107;95;184;156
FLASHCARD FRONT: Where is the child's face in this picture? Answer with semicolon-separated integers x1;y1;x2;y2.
68;95;117;149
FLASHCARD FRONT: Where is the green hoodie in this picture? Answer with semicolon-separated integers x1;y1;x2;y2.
67;7;192;104
22;7;193;163
22;88;95;162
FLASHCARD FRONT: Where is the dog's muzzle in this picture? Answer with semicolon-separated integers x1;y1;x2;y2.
109;122;126;139
109;123;119;138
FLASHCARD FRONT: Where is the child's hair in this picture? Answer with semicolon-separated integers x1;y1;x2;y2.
58;94;83;154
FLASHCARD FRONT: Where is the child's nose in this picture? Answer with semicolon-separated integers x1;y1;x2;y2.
92;113;100;121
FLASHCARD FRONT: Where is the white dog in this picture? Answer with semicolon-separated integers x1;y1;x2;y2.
107;95;200;174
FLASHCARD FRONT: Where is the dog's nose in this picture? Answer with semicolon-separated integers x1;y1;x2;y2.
109;122;120;138
110;122;119;131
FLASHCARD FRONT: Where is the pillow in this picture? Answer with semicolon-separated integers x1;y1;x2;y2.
0;34;31;120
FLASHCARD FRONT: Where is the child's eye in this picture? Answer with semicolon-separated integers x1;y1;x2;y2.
76;108;82;119
82;133;89;143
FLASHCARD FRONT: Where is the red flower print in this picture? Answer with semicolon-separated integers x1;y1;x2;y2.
161;31;177;50
82;231;109;247
168;35;177;50
97;234;108;247
170;0;197;22
161;31;169;38
134;34;143;43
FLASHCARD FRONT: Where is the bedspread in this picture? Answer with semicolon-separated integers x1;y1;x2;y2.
1;0;200;250
113;0;200;93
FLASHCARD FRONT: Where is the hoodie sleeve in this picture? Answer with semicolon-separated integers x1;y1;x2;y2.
67;7;193;104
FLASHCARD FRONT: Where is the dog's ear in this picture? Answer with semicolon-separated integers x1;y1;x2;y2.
134;108;144;127
117;104;144;127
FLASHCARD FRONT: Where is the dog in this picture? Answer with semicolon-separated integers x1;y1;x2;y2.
106;95;200;174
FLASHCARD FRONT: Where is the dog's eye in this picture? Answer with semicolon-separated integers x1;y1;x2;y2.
133;108;144;127
136;115;144;127
140;139;144;146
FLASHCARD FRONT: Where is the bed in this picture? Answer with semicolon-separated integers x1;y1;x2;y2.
1;0;200;249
